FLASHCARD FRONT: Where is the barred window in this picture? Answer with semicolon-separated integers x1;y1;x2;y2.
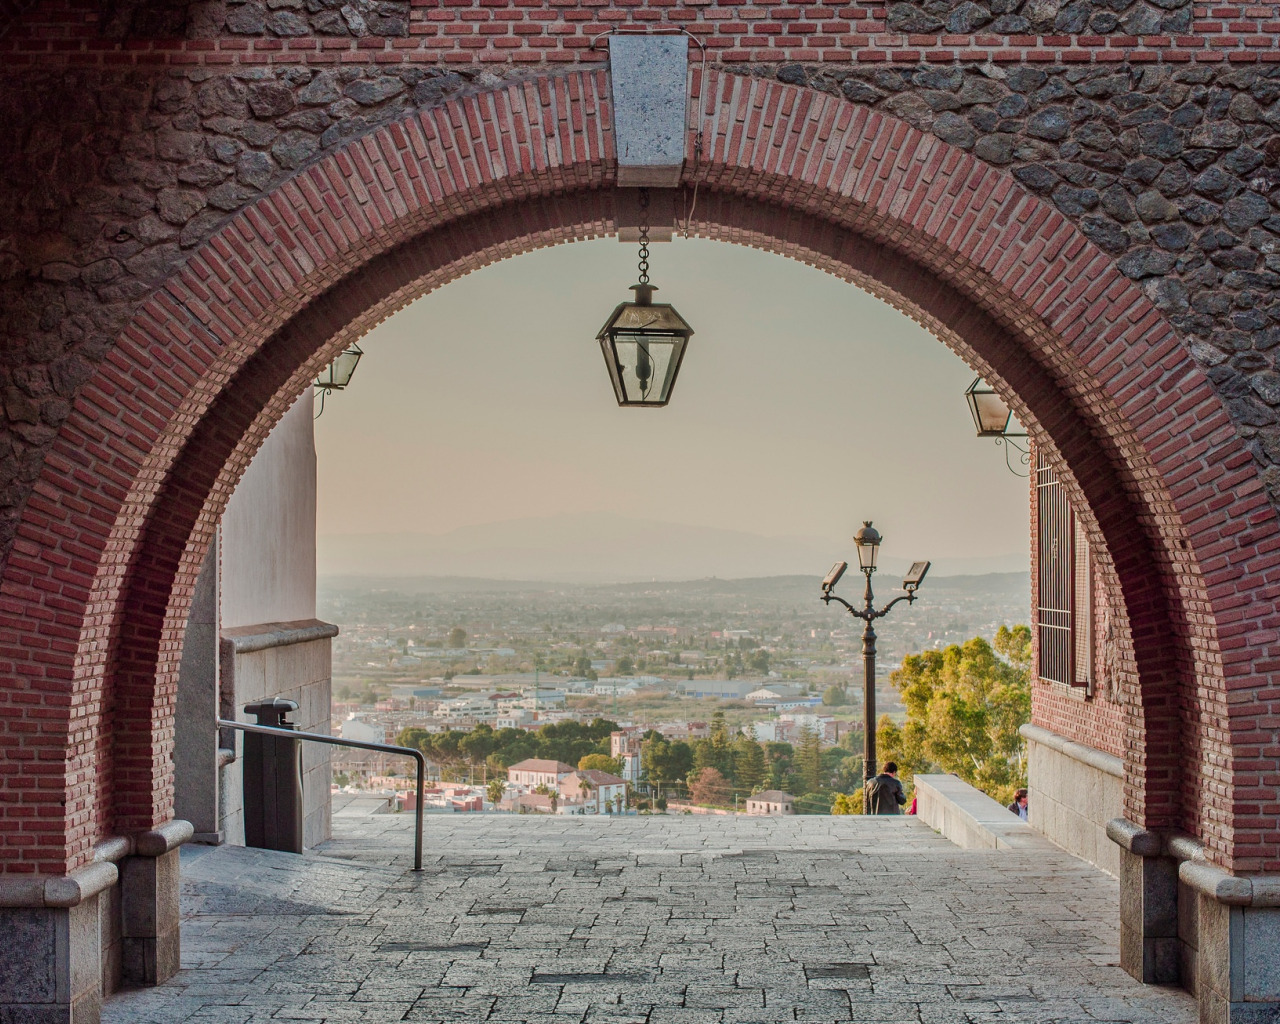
1036;452;1091;689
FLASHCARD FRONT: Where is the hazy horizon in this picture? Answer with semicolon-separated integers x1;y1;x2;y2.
314;236;1030;574
317;509;1028;582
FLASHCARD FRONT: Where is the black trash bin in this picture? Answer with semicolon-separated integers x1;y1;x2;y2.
242;698;304;854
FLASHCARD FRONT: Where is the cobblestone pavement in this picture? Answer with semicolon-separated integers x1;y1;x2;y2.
105;802;1196;1023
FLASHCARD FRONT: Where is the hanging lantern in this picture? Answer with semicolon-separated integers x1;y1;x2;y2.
596;189;693;408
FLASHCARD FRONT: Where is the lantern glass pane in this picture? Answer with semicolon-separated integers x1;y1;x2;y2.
610;333;682;405
969;390;1012;436
856;539;879;571
329;349;362;389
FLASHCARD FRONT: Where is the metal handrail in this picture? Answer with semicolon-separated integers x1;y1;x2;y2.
217;719;426;871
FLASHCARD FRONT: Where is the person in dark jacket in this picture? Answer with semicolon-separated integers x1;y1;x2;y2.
866;762;907;814
1008;788;1028;821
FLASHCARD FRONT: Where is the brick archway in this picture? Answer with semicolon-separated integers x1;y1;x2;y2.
7;68;1275;877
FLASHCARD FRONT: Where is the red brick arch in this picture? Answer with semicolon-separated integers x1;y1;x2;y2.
6;68;1276;875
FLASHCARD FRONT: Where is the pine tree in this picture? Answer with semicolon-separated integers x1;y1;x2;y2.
708;711;733;776
797;726;823;794
734;736;767;794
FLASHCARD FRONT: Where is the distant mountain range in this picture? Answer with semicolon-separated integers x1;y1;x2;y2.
317;571;1031;601
318;512;1028;583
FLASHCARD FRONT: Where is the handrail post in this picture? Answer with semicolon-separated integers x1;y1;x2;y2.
413;750;425;872
217;718;427;871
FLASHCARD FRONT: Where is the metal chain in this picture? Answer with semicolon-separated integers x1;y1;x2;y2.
637;187;650;285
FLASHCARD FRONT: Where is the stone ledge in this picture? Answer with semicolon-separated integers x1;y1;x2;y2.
136;820;194;858
1105;817;1162;857
220;618;339;655
1021;723;1123;779
915;774;1057;852
0;820;193;908
1106;819;1280;907
94;835;132;864
0;860;118;908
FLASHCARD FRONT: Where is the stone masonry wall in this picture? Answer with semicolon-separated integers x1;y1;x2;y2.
0;54;1278;573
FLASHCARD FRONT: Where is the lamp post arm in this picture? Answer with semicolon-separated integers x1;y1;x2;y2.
821;592;866;619
874;592;919;618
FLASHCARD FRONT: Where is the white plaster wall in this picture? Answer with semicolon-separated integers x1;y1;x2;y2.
214;391;333;850
219;394;317;628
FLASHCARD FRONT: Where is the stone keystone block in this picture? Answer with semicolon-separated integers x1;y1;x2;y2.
609;35;688;189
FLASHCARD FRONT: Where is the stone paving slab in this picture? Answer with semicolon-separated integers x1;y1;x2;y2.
104;806;1196;1023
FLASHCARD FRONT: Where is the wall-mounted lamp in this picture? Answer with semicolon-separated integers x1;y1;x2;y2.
314;343;363;418
964;376;1028;477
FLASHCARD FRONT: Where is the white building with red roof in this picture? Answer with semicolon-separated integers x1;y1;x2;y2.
507;758;576;790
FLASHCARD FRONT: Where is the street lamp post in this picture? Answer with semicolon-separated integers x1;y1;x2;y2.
820;523;930;814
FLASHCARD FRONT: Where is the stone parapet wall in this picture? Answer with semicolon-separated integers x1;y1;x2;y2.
1024;721;1124;875
915;772;1061;851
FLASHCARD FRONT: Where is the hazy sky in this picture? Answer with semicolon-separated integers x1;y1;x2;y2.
314;236;1029;569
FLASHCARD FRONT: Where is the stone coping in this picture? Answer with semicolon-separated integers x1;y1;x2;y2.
220;618;339;654
914;773;1057;852
0;860;117;908
1105;818;1280;907
1020;723;1124;779
0;820;193;908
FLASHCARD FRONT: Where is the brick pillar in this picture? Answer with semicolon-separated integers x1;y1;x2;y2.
120;821;192;987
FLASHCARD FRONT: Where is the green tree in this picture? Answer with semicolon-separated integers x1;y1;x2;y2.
642;735;692;789
709;711;733;777
460;724;498;764
831;792;861;815
995;624;1032;672
579;753;622;775
886;631;1031;805
487;778;506;805
691;738;717;774
448;626;467;649
749;649;771;674
822;685;847;706
796;726;824;794
763;742;794;789
616;655;634;675
733;735;767;794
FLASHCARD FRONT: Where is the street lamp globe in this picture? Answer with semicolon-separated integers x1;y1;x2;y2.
853;521;881;572
596;283;693;408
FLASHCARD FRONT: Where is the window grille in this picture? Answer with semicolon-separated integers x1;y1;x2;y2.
1073;514;1092;687
1036;452;1074;686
